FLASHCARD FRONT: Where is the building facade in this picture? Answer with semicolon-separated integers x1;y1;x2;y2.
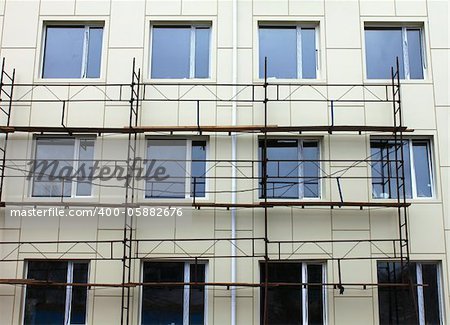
0;0;449;324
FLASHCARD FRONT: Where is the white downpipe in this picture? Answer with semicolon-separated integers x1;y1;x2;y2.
231;0;238;324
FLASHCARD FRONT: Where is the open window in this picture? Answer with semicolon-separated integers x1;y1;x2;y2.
141;261;206;325
24;261;89;325
259;139;320;199
42;24;103;78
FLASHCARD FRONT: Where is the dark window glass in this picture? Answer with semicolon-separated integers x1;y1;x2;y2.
191;141;207;197
43;26;103;78
421;264;440;325
260;262;303;325
307;264;324;325
24;261;68;324
376;262;442;325
142;262;206;325
142;262;185;325
24;261;88;325
70;263;89;324
189;264;206;325
377;262;418;325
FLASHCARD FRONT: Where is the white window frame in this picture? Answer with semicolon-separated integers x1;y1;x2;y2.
31;137;95;198
258;24;319;80
145;138;208;200
149;24;212;79
140;261;208;325
260;138;321;199
22;261;90;325
42;24;103;79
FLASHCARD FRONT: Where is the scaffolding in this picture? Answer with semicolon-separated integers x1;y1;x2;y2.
0;58;417;324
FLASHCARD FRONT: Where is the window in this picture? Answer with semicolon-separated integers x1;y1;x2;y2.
146;139;207;198
259;139;320;199
365;26;425;79
259;25;317;79
141;262;206;325
260;262;325;325
42;25;103;78
32;137;95;197
377;261;442;325
151;25;211;79
24;261;89;325
371;139;433;199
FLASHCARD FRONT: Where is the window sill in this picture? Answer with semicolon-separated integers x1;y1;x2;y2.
145;78;217;85
33;77;106;85
363;78;432;86
254;78;327;85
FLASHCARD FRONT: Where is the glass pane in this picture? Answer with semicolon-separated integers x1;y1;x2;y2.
189;264;206;325
365;28;405;79
33;138;75;197
377;261;418;325
24;261;68;325
70;263;89;324
412;141;432;197
259;27;297;79
151;27;191;79
141;262;184;325
301;28;317;79
370;140;412;199
302;141;320;198
260;262;302;325
406;29;424;79
421;264;441;324
195;28;210;78
307;264;324;325
86;27;103;78
146;140;187;198
43;27;85;78
260;139;299;199
191;141;207;197
76;139;95;196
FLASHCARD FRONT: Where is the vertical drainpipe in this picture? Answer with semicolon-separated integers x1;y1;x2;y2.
231;0;238;324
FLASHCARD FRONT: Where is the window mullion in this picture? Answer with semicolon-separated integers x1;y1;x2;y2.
72;139;80;198
298;141;304;199
81;27;89;78
302;263;308;325
64;262;74;325
402;28;410;79
183;263;190;325
409;140;418;199
416;264;426;325
297;26;303;79
190;27;196;78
